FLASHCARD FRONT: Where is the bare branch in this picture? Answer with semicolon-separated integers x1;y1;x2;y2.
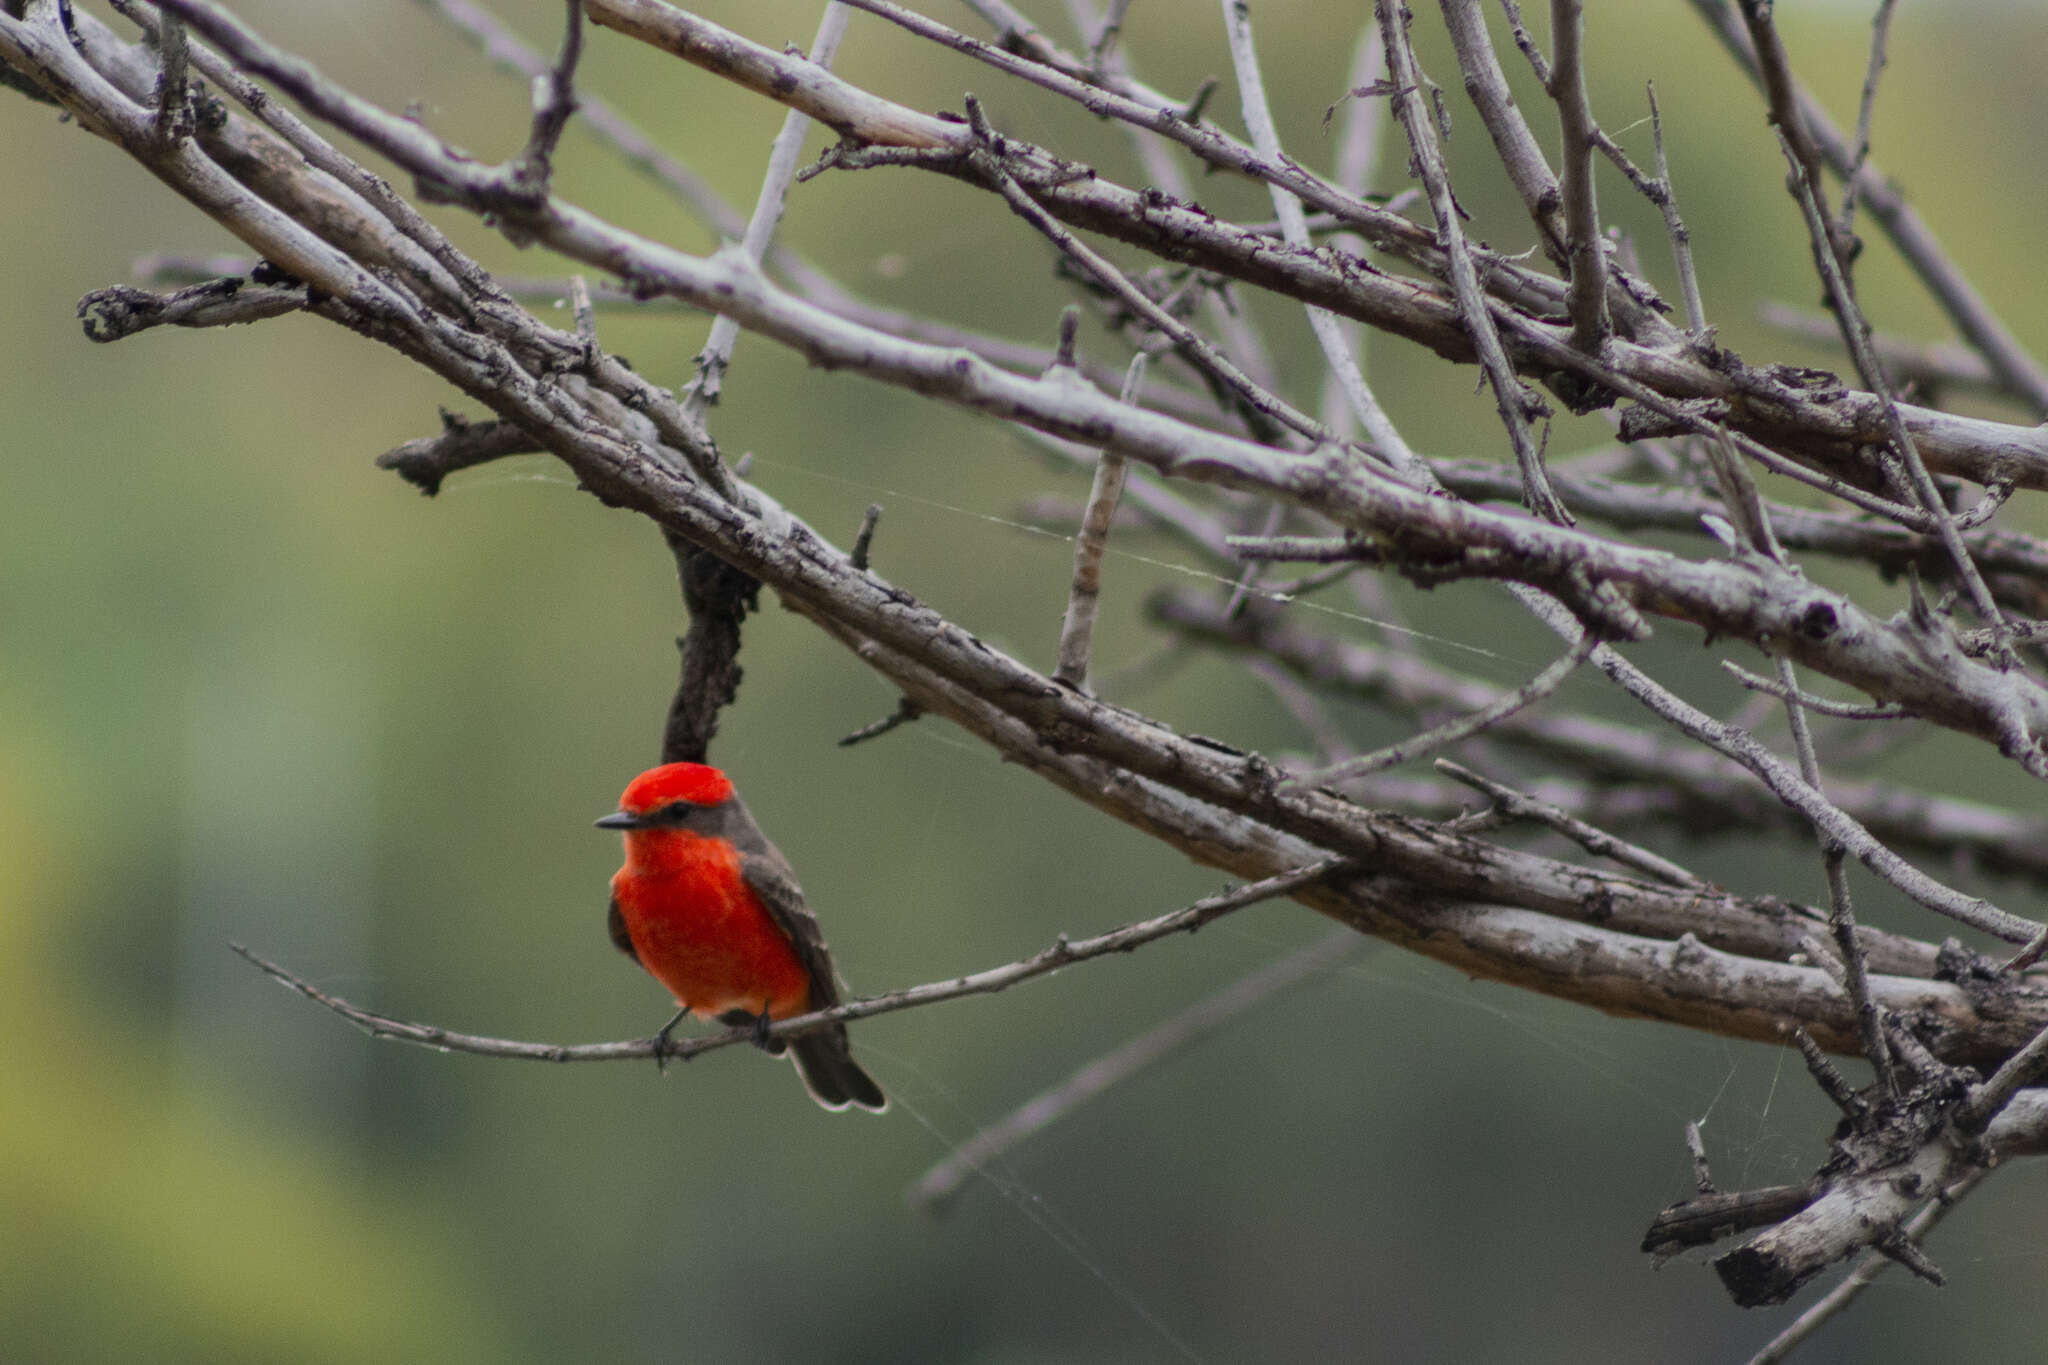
1378;0;1567;523
1220;0;1420;476
909;928;1361;1215
377;416;544;495
149;10;187;145
508;0;584;198
1962;1013;2048;1134
1838;0;1897;230
1759;302;2015;404
682;2;848;415
1439;0;1564;261
838;696;923;748
1054;355;1144;689
1720;662;1912;721
1787;1025;1866;1122
1740;1166;1983;1365
1774;131;2024;677
1289;628;1596;786
1546;0;1609;351
1435;758;1705;889
1152;591;2048;888
969;108;1328;446
1735;1;1838;254
1775;649;1898;1098
1690;0;2048;411
78;276;305;340
13;2;2048;1332
231;859;1349;1065
1541;594;2041;945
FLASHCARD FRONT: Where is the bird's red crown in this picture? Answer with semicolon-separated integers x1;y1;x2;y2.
618;762;736;814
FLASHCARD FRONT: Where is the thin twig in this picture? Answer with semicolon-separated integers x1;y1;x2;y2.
1426;455;2048;583
78;278;307;340
1757;302;2012;403
1377;0;1567;523
908;928;1361;1214
230;858;1349;1065
509;0;584;198
1720;662;1912;721
164;0;2045;513
1633;80;1781;557
1054;355;1145;689
1226;533;1373;564
1838;0;1897;231
1788;1024;1867;1123
1440;0;1564;262
841;0;1556;308
1072;0;1297;414
137;253;1193;398
1318;22;1392;441
1582;71;1784;565
1497;0;1551;84
109;0;489;304
683;2;849;415
850;502;883;572
1685;1119;1716;1194
1962;1011;2048;1132
568;271;595;354
1435;758;1706;889
410;0;902;334
1514;590;2043;946
838;696;923;748
578;3;2048;497
1689;0;2048;410
1153;588;2048;888
969;103;1329;445
1775;130;2021;678
1736;0;1840;259
1218;0;1422;478
1087;0;1134;70
1643;83;1705;340
1289;628;1596;787
1776;649;1897;1099
376;416;545;495
1547;0;1609;351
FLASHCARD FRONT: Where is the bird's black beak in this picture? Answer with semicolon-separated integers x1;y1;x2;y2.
594;810;645;830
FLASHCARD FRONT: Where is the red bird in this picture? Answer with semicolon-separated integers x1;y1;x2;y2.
596;762;885;1112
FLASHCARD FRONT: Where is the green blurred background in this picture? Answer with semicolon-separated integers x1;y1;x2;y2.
5;1;2048;1360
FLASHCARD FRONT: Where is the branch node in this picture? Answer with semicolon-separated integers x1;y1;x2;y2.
1790;1025;1870;1124
838;697;924;748
1685;1119;1716;1194
851;503;883;571
1053;303;1081;370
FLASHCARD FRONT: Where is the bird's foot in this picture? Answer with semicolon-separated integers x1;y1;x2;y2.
651;1005;690;1074
719;1005;780;1053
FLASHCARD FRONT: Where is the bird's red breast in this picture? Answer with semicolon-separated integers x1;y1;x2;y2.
610;826;815;1021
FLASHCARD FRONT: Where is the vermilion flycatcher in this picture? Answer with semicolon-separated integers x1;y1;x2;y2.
596;762;886;1112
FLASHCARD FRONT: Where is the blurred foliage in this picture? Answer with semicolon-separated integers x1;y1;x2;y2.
4;1;2048;1361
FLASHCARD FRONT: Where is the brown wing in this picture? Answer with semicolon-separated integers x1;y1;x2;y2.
701;793;841;1009
692;793;884;1111
606;892;640;965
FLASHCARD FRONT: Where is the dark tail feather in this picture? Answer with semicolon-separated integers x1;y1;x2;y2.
791;1027;887;1113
